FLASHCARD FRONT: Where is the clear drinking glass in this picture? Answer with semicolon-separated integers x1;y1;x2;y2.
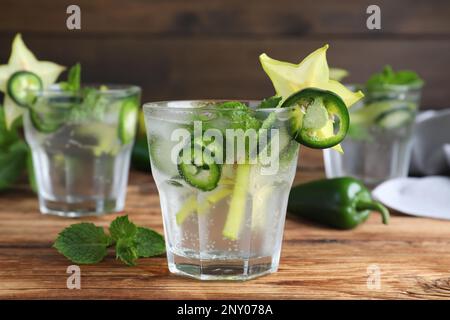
24;85;141;217
324;83;423;188
143;101;299;280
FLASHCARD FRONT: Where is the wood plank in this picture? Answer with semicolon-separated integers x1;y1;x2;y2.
0;36;446;108
1;148;450;299
2;208;450;299
1;234;450;299
1;0;449;36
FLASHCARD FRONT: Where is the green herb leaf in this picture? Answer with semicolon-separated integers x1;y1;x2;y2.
0;105;28;192
366;65;424;89
217;101;262;131
60;63;81;92
53;217;165;266
217;101;247;109
0;140;28;191
116;238;139;266
53;223;112;264
135;227;165;257
109;215;137;242
258;96;282;109
68;63;81;91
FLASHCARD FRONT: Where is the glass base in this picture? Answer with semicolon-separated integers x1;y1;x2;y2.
39;198;123;218
167;251;277;281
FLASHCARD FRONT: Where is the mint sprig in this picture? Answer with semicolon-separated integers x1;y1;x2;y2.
216;101;261;131
53;215;165;266
366;65;424;89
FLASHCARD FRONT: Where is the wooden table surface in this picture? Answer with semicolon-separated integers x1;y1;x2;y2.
1;148;450;300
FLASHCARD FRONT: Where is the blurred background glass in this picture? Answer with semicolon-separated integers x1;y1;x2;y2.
24;85;140;217
324;83;423;188
0;0;447;109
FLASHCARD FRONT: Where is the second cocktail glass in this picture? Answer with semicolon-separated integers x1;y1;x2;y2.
24;85;141;217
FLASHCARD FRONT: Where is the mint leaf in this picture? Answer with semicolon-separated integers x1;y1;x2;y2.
217;101;262;131
60;63;81;92
53;223;112;264
366;65;424;89
68;63;81;91
135;227;165;257
258;96;282;109
116;238;139;266
0;140;28;191
109;215;137;241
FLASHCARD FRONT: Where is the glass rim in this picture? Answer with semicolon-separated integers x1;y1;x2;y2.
143;99;295;113
31;84;141;99
347;82;424;93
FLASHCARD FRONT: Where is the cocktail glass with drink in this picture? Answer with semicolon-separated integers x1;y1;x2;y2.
144;100;300;280
23;84;141;217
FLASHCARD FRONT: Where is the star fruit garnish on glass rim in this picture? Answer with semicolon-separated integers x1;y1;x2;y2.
259;44;364;152
0;34;65;128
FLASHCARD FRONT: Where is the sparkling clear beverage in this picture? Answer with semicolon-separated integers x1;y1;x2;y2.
24;85;141;217
144;101;299;280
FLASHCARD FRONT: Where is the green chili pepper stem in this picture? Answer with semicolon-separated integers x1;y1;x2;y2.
355;200;390;225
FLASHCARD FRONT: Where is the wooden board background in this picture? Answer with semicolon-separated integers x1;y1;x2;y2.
0;0;449;108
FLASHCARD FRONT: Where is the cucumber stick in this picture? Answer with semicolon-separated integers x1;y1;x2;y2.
251;184;273;231
222;164;251;240
175;187;232;224
175;195;197;225
197;188;232;215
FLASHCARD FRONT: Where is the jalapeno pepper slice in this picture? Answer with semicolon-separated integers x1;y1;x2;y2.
281;88;350;149
7;71;42;108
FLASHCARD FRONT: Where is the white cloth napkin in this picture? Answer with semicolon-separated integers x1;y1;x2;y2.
410;109;450;176
372;176;450;220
